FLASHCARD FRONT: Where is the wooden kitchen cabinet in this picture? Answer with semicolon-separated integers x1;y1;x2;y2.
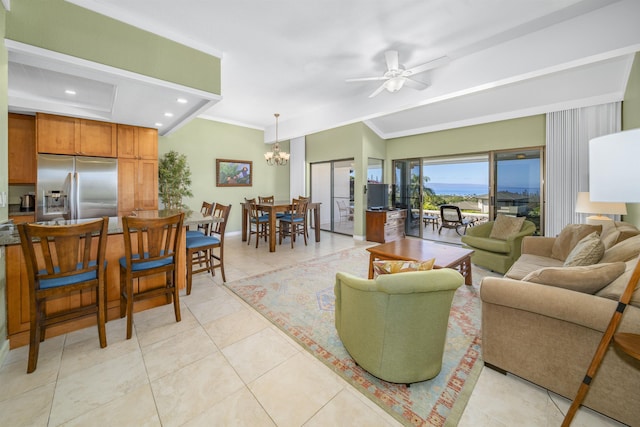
117;124;157;159
8;113;37;184
366;209;407;243
36;113;117;157
78;119;117;157
118;158;158;217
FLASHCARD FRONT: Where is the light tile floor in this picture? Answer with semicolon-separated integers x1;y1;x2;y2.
0;232;628;426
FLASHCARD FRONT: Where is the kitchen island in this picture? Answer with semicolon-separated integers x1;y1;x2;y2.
1;210;219;348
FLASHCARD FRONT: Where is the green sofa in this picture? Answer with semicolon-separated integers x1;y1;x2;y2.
461;219;536;274
334;269;463;384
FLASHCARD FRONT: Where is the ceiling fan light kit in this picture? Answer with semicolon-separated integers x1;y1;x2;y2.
346;50;449;98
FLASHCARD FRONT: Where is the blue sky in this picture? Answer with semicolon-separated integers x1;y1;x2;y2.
424;159;540;188
424;162;488;185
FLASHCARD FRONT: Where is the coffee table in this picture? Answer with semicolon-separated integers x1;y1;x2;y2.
366;239;474;284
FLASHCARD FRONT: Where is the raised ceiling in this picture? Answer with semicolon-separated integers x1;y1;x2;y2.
8;0;640;141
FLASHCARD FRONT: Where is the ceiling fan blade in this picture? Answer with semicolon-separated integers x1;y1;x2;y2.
345;76;387;82
403;77;429;90
385;50;399;71
403;56;450;76
368;83;387;98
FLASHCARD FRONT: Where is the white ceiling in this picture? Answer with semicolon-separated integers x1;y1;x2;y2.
7;0;640;141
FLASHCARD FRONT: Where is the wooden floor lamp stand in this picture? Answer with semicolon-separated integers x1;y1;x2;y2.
561;257;640;426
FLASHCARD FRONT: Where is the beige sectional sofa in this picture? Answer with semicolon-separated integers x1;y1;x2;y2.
480;222;640;426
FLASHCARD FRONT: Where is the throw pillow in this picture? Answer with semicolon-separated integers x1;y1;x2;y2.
489;214;525;240
599;234;640;263
563;232;604;267
522;262;626;294
600;222;640;250
373;258;436;275
596;259;640;308
550;224;602;261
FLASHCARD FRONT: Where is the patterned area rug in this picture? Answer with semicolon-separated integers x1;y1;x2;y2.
225;247;497;426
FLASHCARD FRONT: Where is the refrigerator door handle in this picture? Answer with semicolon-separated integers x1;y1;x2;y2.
73;172;80;220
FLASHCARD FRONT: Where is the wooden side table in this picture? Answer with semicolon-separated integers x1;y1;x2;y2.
613;333;640;360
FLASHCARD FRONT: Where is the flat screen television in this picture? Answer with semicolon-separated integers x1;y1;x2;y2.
367;183;389;210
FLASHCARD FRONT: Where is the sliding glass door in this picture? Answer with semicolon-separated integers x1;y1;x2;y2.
492;148;544;234
310;159;354;235
393;159;421;237
393;148;544;242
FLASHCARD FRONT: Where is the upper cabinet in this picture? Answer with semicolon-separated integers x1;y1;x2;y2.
36;113;117;157
117;124;158;159
8;113;37;184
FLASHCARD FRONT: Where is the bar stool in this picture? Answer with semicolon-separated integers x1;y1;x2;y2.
186;203;231;294
119;212;184;339
18;217;109;373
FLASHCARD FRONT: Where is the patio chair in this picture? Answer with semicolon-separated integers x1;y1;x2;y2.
438;205;472;235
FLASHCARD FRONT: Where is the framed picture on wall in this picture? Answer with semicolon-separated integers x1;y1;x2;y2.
216;159;252;187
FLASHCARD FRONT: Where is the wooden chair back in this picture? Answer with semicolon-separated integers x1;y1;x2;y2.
20;218;109;290
17;216;109;372
258;195;275;204
121;213;184;270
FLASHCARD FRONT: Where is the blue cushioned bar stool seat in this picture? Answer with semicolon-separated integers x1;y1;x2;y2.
186;203;231;294
119;212;184;339
18;216;110;373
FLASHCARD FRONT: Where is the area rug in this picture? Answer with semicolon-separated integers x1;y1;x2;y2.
225;247;497;426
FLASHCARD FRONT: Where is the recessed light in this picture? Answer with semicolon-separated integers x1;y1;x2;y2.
176;98;188;104
155;122;163;127
65;89;76;95
164;112;174;117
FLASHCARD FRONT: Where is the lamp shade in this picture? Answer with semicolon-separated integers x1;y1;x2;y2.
589;129;640;202
575;192;627;215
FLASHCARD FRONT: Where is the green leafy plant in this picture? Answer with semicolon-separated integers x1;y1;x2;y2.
159;150;193;210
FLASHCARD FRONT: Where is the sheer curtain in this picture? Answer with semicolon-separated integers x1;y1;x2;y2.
545;102;621;237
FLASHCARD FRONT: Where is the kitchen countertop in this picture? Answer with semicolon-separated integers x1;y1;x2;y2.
8;205;35;216
0;209;218;246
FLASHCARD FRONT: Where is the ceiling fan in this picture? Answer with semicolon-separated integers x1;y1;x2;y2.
346;50;449;98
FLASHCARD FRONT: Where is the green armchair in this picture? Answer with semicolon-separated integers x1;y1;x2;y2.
334;269;464;384
461;219;536;274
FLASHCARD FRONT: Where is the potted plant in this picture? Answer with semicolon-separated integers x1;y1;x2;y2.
159;150;193;210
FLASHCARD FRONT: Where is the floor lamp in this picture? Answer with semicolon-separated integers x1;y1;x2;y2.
562;129;640;426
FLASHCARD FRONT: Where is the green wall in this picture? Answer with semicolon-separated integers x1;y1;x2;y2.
0;4;9;367
5;0;220;94
386;115;546;160
158;118;290;233
622;52;640;225
306;122;372;236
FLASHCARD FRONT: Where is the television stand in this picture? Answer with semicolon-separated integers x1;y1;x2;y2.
365;209;406;243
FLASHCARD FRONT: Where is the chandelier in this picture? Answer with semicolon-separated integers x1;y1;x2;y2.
264;113;290;166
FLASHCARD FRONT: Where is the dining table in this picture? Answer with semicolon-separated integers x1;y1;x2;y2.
240;200;321;252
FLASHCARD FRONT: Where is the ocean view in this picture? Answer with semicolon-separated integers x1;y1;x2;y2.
427;183;539;196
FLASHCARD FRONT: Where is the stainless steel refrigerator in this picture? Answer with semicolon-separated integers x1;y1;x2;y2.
37;154;118;221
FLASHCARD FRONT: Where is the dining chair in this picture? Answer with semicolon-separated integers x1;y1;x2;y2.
279;198;309;248
298;195;311;238
247;198;269;248
186;201;214;239
186;203;231;294
259;195;285;219
119;212;184;340
18;216;109;373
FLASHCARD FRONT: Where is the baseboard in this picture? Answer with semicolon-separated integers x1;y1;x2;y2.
484;361;508;375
